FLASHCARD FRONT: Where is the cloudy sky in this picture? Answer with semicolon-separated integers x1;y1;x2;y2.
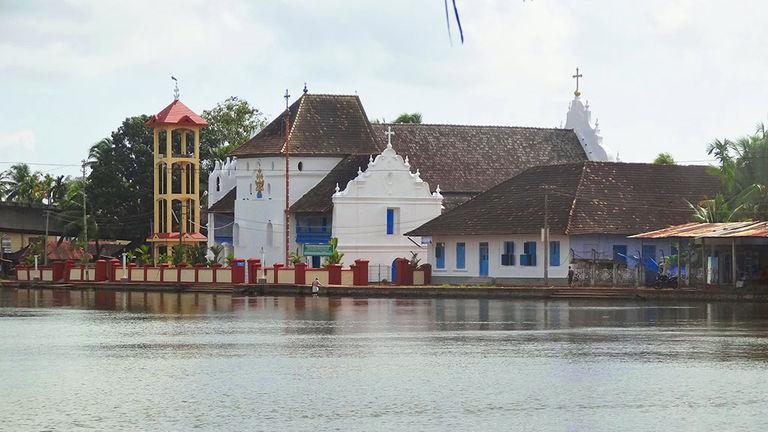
2;0;766;177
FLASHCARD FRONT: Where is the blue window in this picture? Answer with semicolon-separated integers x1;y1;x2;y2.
521;241;537;266
501;241;515;266
456;243;466;269
549;241;561;267
435;242;445;269
613;245;628;264
386;208;395;235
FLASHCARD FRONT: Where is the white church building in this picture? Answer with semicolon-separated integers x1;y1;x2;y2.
207;84;614;272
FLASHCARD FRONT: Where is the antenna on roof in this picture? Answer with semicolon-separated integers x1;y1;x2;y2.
303;82;308;94
171;76;180;100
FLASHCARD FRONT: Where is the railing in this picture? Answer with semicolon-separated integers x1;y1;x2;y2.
296;226;332;244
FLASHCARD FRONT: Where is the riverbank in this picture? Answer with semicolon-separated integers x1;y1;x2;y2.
3;279;768;303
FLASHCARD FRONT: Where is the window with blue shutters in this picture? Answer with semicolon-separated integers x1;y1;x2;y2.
613;245;628;264
549;241;561;266
522;241;537;266
501;241;515;266
386;208;395;235
435;242;445;269
456;242;466;269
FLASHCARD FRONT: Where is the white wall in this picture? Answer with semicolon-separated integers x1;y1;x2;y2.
332;144;443;267
428;234;571;281
231;155;342;263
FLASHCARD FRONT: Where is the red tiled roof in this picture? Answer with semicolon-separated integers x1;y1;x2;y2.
147;232;207;241
145;99;208;128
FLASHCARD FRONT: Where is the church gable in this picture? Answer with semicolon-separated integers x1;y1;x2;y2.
333;139;438;201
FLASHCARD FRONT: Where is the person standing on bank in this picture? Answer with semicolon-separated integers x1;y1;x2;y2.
568;266;575;287
312;277;322;295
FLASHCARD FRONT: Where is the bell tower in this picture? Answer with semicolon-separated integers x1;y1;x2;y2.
145;95;208;261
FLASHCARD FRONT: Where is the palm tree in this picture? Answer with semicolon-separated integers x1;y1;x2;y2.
3;163;41;203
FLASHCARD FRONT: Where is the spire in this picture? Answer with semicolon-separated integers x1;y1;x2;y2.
171;76;180;100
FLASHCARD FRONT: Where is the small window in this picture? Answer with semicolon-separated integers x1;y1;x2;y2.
249;183;253;195
549;241;561;267
386;208;396;235
456;242;466;269
435;242;445;269
297;161;303;171
266;222;274;247
501;241;515;266
233;223;240;247
613;245;628;264
521;241;537;266
216;177;221;192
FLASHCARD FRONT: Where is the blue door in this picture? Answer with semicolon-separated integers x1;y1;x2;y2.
479;242;489;277
642;245;657;285
391;258;398;283
311;255;321;268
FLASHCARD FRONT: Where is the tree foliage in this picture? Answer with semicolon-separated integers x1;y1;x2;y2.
652;152;676;165
200;96;266;169
699;122;768;221
393;112;423;124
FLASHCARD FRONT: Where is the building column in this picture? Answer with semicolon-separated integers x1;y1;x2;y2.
166;128;173;235
194;129;201;234
732;238;737;288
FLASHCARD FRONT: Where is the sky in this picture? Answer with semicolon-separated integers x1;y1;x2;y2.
2;0;768;178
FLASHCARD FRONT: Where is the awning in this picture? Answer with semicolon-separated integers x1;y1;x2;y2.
630;222;768;239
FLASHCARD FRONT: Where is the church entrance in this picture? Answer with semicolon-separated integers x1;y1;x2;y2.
479;242;489;277
311;255;321;268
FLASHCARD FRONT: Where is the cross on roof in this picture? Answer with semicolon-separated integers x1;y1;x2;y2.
384;126;395;147
284;89;290;109
572;67;583;97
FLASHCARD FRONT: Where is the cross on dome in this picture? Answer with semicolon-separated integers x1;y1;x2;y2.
384;126;395;148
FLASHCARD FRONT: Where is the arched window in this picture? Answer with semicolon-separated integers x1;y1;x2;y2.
249;183;253;195
271;161;275;171
216;177;221;192
233;223;240;246
297;161;303;172
267;183;271;196
266;222;274;247
246;162;250;171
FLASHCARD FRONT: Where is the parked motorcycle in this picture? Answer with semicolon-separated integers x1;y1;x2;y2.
654;273;679;289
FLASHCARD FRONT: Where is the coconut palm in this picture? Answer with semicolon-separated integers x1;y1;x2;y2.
2;163;41;203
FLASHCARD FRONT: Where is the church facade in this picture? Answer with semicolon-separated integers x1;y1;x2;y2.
207;90;613;270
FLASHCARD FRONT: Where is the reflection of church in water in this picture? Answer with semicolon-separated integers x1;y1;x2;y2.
207;73;615;267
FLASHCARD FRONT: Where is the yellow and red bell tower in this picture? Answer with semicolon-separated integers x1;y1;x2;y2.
145;96;208;261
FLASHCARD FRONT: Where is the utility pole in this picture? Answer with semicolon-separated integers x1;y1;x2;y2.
81;160;89;279
543;192;549;286
283;89;291;264
44;198;50;266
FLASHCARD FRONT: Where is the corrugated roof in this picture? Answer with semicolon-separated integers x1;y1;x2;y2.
630;222;768;239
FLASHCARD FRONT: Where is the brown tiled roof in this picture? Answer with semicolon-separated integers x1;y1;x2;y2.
208;188;236;214
230;94;381;157
290;155;371;213
372;124;587;193
406;162;721;236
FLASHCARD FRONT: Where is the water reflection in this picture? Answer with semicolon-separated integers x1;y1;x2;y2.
4;287;768;332
3;287;768;431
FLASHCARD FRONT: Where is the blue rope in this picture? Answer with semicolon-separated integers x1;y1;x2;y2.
452;0;464;44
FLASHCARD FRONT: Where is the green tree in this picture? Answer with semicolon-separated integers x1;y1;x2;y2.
2;163;41;203
706;123;768;220
200;96;266;169
652;152;676;165
393;112;423;124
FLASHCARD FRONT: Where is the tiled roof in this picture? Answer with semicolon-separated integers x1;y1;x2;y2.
290;155;371;213
372;123;587;193
209;188;236;214
0;202;64;235
406;162;721;236
230;94;381;157
145;99;208;127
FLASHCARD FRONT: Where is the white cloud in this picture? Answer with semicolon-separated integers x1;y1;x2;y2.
0;130;36;154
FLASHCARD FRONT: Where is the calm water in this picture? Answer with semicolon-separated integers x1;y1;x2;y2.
1;288;768;431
